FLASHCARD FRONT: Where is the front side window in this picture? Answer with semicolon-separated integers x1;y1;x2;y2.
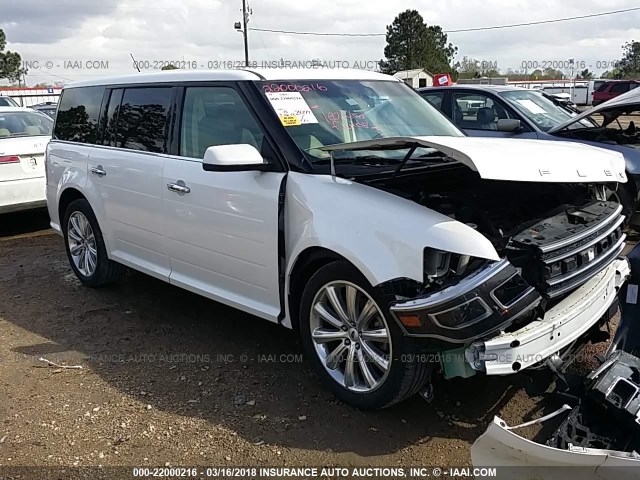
451;92;512;130
180;87;264;159
54;86;105;143
0;111;53;138
113;87;172;153
258;80;461;163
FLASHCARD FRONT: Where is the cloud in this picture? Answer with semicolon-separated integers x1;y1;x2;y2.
0;0;639;84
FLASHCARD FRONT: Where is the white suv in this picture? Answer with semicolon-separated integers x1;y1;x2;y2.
46;69;630;409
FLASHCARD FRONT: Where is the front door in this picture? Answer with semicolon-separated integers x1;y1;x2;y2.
162;85;285;321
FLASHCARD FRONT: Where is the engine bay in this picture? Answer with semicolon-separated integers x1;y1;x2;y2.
368;165;597;253
366;165;624;300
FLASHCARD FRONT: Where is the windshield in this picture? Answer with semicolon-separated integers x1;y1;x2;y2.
0;111;53;138
259;80;462;163
499;90;590;132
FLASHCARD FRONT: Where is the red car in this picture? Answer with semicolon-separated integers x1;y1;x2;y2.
592;80;639;106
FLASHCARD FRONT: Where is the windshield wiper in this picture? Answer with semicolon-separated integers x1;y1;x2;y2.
313;155;402;166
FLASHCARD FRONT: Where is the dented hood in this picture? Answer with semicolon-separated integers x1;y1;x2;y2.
322;136;627;184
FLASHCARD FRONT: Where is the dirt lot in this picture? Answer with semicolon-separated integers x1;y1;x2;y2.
0;209;617;469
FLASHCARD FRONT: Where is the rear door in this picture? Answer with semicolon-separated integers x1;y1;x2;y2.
162;83;285;321
88;86;174;280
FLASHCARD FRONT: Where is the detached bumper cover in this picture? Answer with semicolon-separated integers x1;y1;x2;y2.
471;415;640;480
466;257;630;376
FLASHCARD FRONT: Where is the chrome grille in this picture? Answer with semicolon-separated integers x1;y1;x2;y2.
540;205;625;298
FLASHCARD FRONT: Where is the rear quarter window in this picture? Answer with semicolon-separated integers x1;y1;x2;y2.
54;86;105;144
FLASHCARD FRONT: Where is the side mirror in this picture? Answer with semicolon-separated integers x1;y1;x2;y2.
496;119;522;133
202;144;273;172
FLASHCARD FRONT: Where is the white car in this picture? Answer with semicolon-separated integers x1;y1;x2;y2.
46;69;630;409
0;107;52;213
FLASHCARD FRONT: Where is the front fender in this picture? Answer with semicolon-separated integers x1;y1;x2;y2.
285;172;499;288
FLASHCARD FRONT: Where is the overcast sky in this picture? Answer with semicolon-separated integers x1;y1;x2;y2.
1;0;639;85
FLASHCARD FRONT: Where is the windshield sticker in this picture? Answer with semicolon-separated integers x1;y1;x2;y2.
266;91;319;126
263;83;328;93
515;99;547;115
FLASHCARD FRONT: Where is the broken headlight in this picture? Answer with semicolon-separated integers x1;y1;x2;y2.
429;297;493;330
391;258;542;343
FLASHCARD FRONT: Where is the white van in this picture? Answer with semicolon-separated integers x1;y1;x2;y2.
46;69;630;409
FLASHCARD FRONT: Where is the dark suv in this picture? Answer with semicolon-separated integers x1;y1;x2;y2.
593;80;639;106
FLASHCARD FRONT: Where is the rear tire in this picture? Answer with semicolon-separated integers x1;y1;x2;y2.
299;261;431;410
62;199;124;287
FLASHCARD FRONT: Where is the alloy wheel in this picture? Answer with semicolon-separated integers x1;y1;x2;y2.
67;211;98;277
309;281;392;393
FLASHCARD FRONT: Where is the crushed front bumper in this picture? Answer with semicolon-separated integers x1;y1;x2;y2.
466;257;630;375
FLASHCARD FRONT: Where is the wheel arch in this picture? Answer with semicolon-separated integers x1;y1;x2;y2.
58;187;87;231
286;247;359;331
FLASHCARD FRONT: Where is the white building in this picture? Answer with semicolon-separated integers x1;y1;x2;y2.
393;69;433;88
0;87;62;107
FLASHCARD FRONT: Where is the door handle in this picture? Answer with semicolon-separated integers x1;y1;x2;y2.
90;166;107;176
167;182;191;194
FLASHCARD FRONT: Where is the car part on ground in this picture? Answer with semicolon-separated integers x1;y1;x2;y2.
471;243;640;478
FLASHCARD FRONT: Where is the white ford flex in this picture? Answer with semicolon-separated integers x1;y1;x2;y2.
46;69;630;409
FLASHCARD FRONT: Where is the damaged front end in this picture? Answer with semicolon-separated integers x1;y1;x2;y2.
471;244;640;479
389;196;630;379
325;136;631;381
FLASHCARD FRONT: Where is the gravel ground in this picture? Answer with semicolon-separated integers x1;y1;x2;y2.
0;209;621;471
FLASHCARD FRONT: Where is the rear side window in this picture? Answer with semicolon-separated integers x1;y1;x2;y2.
595;83;610;92
112;87;172;153
102;88;123;147
610;83;631;94
54;86;105;143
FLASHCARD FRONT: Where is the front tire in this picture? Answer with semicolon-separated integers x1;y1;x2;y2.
63;199;124;287
299;261;430;409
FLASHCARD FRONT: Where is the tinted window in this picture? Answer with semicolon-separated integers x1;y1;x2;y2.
54;86;104;143
102;88;123;146
180;87;264;158
420;91;445;110
610;83;631;94
595;83;610;92
115;87;172;153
